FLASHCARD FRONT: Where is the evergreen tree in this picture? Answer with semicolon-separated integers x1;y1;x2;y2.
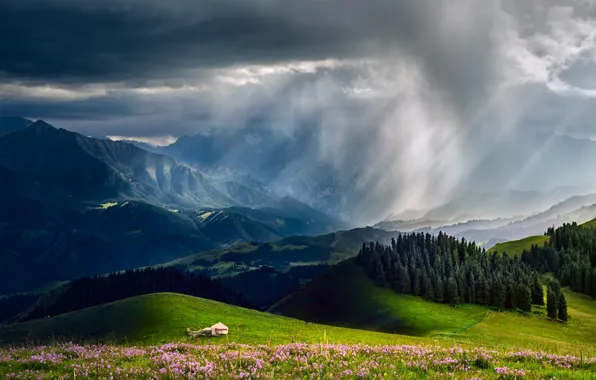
492;278;506;310
446;276;459;306
558;293;568;322
532;277;544;306
372;253;386;286
434;278;444;303
400;267;411;294
546;289;558;319
517;284;532;312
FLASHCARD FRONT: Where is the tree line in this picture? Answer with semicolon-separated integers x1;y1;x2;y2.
25;267;247;320
357;232;546;312
520;222;596;300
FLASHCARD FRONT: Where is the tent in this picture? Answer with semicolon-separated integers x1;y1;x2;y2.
210;322;228;336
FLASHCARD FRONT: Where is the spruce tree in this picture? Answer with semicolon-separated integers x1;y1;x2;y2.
434;278;444;303
372;253;386;286
492;279;506;310
558;293;568;322
447;276;459;306
517;285;532;312
546;289;558;319
532;277;544;306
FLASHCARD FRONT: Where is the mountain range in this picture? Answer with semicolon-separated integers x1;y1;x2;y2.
0;119;345;295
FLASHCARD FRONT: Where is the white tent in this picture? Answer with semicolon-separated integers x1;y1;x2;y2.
210;322;229;336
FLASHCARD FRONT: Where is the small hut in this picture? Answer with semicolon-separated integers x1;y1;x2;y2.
210;322;228;336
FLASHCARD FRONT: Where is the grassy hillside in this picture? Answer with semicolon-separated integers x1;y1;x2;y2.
272;259;596;355
0;293;425;347
487;235;549;257
580;217;596;229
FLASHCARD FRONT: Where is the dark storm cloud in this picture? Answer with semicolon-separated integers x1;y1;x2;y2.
2;0;596;223
0;0;495;100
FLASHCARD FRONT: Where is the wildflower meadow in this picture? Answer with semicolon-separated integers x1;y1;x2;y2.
1;342;595;379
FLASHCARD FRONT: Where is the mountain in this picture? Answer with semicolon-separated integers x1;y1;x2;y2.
0;198;216;295
0;121;345;295
449;197;596;247
0;195;348;295
0;120;279;209
0;117;33;136
158;126;596;224
159;127;353;220
419;188;590;224
376;192;596;248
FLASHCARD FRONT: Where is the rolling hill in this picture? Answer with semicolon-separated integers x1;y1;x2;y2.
2;289;596;356
487;235;550;257
271;259;596;354
487;216;596;257
0;293;421;346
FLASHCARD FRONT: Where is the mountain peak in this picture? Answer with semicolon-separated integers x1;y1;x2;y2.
28;120;57;132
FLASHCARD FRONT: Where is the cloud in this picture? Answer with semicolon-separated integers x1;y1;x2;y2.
2;0;596;223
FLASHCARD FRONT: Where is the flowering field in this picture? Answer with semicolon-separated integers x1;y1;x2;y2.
1;342;595;379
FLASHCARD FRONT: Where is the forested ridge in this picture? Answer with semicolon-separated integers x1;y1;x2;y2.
356;232;545;312
521;222;596;300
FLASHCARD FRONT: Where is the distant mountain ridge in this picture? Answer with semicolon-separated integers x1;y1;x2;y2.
0;120;346;295
0;120;280;210
0;117;33;136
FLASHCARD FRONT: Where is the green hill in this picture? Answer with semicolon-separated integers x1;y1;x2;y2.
487;235;550;257
0;293;425;347
272;259;596;355
580;217;596;229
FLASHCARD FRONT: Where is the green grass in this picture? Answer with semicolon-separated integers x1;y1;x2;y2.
456;289;596;355
272;260;596;356
487;235;550;257
3;263;596;358
580;217;596;229
0;293;427;347
271;260;487;337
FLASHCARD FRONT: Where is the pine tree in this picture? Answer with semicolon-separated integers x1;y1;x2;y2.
372;253;386;286
546;289;558;319
492;278;506;310
532;277;544;306
434;278;444;303
400;269;411;294
558;293;568;322
517;284;532;312
446;276;459;306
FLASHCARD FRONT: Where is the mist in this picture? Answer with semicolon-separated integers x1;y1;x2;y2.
2;0;596;224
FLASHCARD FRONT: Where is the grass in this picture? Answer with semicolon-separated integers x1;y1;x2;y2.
580;217;596;229
271;260;487;337
456;289;596;355
272;260;596;356
0;293;428;347
487;235;550;257
3;289;596;378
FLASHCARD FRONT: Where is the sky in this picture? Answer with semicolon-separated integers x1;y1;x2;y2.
2;0;596;223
